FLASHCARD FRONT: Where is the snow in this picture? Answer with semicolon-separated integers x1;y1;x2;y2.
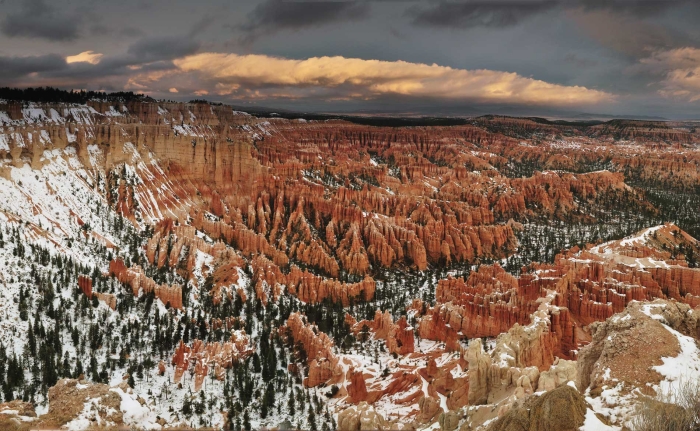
111;387;161;430
653;325;700;395
639;303;667;321
619;225;664;247
437;392;448;413
580;408;620;431
0;134;8;151
64;396;114;431
35;403;48;416
23;107;48;123
104;106;123;117
586;383;634;426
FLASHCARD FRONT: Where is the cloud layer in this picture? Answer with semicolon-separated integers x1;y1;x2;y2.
640;48;700;101
0;0;698;117
174;53;613;106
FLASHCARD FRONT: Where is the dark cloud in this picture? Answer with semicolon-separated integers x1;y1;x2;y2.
239;0;369;42
89;24;146;38
564;53;598;69
405;0;693;30
571;10;692;58
1;0;81;41
126;36;201;63
576;0;690;17
1;34;203;90
188;14;216;38
407;1;559;29
0;54;66;81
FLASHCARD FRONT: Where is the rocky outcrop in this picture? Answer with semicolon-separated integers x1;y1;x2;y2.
347;369;369;404
337;402;390;431
252;256;376;306
577;299;699;395
77;275;92;297
37;379;126;428
419;225;700;361
0;399;37;429
3;100;700;431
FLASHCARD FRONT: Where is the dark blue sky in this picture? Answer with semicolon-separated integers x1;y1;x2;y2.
2;0;700;119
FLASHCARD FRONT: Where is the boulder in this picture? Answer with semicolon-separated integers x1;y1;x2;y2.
488;385;586;431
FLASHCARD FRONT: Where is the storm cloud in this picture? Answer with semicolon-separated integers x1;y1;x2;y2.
406;0;693;30
407;1;559;30
239;0;369;42
0;54;67;82
127;36;202;63
1;0;82;41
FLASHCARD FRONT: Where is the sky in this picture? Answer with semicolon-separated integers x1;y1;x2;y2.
2;0;700;119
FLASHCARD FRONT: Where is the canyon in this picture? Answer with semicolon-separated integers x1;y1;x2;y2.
0;97;698;430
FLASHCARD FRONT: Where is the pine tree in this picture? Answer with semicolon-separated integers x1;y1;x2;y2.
308;406;318;431
27;324;36;356
252;353;261;374
288;389;296;417
182;396;192;416
243;410;251;431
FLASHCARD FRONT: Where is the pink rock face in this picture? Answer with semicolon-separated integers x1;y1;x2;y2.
77;275;116;309
108;259;183;309
417;223;700;365
281;313;343;387
77;275;92;298
352;310;415;355
171;331;253;391
347;369;368;403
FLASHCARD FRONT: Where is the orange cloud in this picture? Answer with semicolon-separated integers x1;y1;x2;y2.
174;53;613;106
66;51;103;65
